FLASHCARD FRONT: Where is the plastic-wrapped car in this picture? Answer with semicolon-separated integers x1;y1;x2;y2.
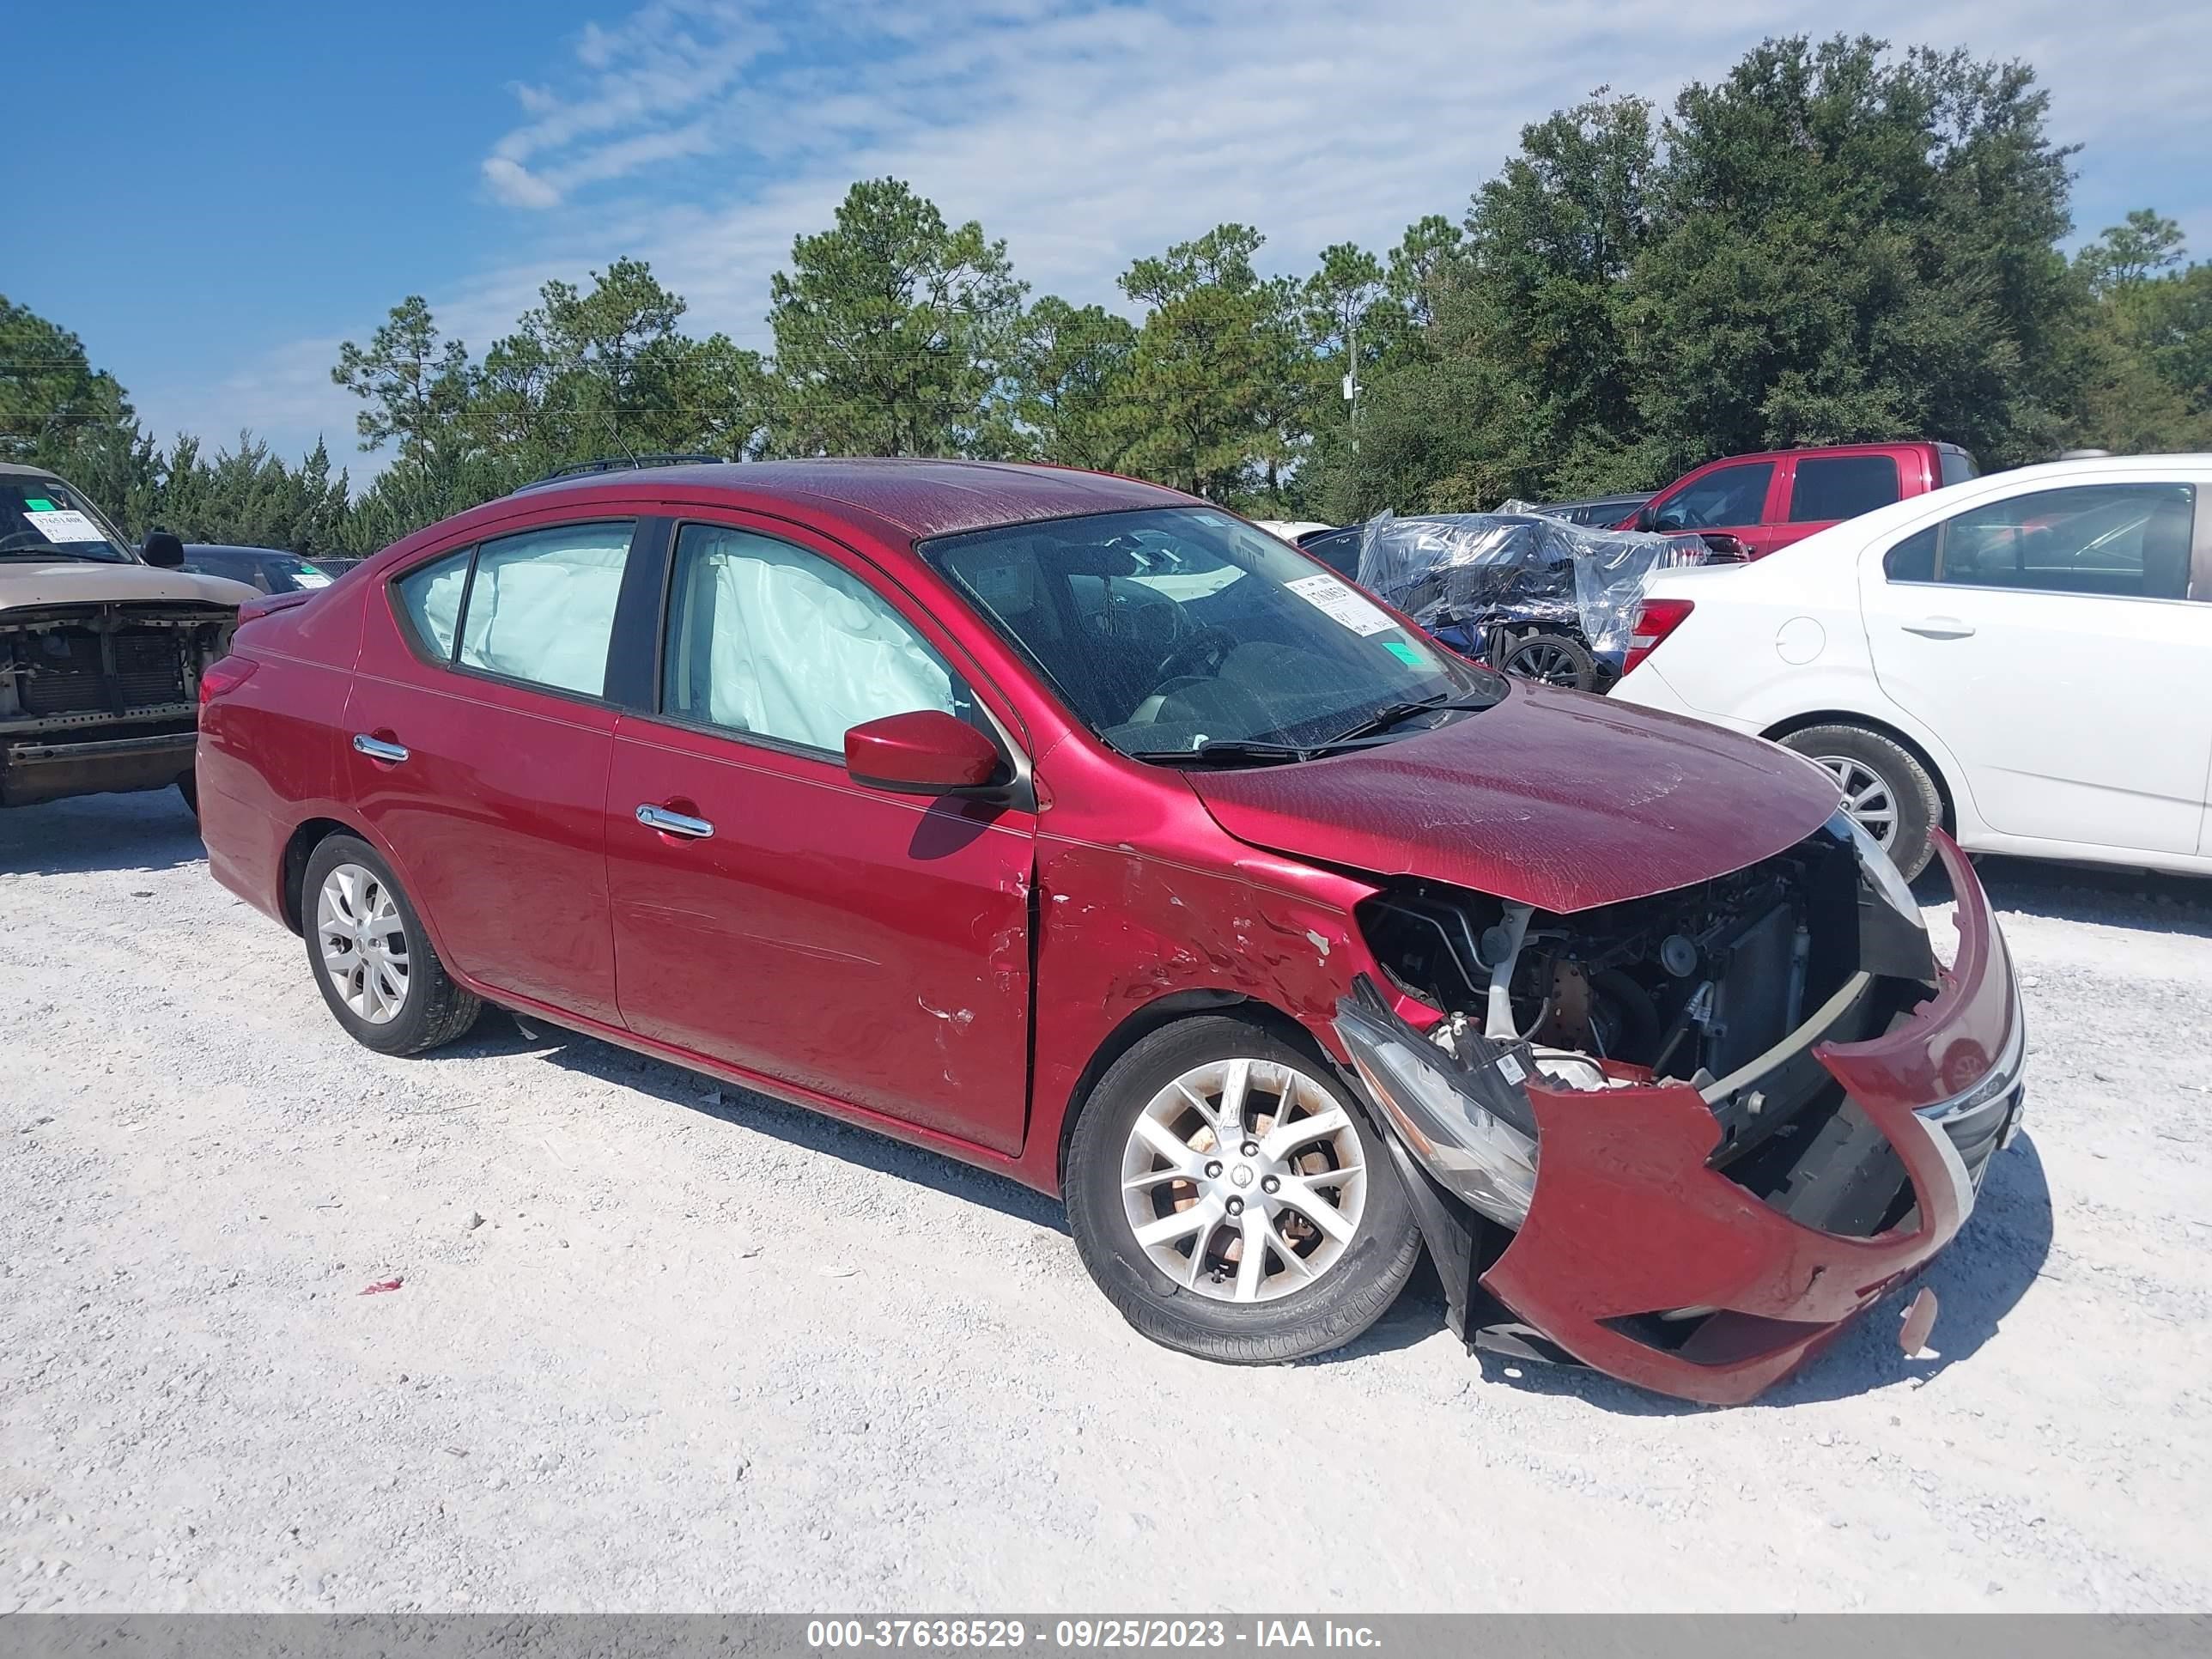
1354;509;1706;691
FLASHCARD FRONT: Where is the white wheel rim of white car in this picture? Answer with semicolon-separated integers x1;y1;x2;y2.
1120;1057;1367;1304
316;863;410;1024
1814;756;1899;847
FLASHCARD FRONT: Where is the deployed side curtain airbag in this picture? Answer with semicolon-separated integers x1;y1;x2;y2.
458;523;633;696
673;526;956;752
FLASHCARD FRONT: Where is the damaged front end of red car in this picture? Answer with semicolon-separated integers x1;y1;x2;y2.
1333;824;2025;1407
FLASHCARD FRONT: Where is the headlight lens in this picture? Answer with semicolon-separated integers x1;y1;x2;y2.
1833;810;1925;931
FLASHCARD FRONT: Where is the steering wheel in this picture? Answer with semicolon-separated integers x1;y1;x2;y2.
1152;625;1236;687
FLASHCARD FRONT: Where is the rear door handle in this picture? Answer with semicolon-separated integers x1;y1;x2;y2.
1901;617;1976;639
352;733;410;763
635;804;714;840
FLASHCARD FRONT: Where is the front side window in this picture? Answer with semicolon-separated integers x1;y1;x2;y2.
924;507;1499;761
661;524;959;754
1789;455;1900;523
1654;462;1773;532
454;522;634;696
1884;483;2196;599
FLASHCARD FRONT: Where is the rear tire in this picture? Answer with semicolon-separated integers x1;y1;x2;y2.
1065;1016;1421;1364
175;772;198;819
1498;629;1598;691
1778;723;1941;879
301;834;481;1055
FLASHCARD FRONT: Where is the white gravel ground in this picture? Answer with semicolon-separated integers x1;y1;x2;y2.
3;790;2209;1613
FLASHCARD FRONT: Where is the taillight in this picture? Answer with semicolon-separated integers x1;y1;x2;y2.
1622;599;1693;676
198;654;258;710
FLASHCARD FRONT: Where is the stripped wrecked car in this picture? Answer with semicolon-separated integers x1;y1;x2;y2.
193;459;2025;1405
2;462;250;811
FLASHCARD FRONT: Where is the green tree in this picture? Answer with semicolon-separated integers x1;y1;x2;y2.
994;296;1138;471
767;178;1025;457
331;296;473;465
1115;224;1304;505
0;295;143;478
2078;210;2186;296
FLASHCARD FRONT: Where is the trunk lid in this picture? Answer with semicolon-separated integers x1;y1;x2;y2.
1182;682;1844;912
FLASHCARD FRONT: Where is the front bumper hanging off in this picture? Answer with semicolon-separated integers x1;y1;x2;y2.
1334;834;2026;1407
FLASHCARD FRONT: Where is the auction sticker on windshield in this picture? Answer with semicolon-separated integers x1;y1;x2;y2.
1284;571;1395;636
23;509;106;544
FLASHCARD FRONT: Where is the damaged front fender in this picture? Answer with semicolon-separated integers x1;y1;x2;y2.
1335;834;2025;1407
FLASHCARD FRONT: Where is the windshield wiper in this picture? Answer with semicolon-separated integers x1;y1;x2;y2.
1124;732;1413;768
1124;738;1319;766
1322;690;1498;746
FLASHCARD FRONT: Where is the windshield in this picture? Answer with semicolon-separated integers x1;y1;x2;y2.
923;507;1503;761
0;477;135;562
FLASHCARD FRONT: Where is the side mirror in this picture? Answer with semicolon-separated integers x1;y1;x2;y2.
1697;533;1750;563
845;709;1001;795
1632;503;1658;532
141;531;185;568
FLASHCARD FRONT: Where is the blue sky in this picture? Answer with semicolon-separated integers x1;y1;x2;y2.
20;0;2212;480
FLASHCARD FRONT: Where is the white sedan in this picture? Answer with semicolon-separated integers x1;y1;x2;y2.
1613;453;2210;879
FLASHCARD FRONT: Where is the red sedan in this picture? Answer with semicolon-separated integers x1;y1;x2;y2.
195;459;2025;1404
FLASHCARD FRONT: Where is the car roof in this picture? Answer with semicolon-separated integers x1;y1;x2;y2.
0;460;66;483
1692;441;1958;466
507;458;1197;543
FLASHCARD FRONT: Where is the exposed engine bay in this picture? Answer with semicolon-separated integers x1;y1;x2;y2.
0;601;234;807
1349;815;1953;1234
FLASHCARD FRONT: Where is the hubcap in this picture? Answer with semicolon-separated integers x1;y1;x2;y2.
1813;756;1899;848
316;862;410;1024
1119;1057;1367;1304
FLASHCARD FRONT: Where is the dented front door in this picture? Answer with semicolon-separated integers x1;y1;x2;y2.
605;714;1036;1154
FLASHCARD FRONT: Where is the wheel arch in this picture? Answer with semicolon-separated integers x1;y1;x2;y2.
1760;709;1956;834
279;817;363;934
1051;990;1327;1190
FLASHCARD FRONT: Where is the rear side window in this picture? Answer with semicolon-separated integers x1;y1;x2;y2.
1789;455;1900;523
456;523;635;696
1654;462;1773;531
1939;448;1979;488
1884;483;2196;599
394;550;471;659
660;523;959;754
1303;526;1363;578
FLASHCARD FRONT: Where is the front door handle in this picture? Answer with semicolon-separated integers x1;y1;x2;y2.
636;804;714;840
352;733;410;763
1902;617;1976;639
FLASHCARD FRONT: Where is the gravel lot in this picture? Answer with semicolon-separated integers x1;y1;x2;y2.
3;790;2209;1613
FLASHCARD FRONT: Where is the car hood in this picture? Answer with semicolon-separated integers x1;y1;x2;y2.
0;562;254;611
1184;682;1844;913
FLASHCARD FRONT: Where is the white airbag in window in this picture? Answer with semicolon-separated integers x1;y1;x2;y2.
688;532;955;752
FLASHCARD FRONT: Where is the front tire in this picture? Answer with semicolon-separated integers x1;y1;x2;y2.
1065;1017;1421;1364
1778;723;1942;879
301;834;481;1055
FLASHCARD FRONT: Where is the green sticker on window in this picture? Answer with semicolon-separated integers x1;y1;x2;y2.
1382;640;1425;665
24;498;55;512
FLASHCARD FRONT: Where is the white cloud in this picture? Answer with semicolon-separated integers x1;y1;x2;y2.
182;0;2212;472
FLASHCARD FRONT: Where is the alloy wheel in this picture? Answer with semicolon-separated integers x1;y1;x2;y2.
1813;755;1899;848
316;862;410;1024
1119;1057;1367;1304
1502;639;1583;686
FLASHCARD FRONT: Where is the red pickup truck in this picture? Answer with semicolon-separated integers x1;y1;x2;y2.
1621;441;1978;557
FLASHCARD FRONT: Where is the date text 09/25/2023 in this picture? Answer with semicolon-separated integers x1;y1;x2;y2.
803;1618;1383;1650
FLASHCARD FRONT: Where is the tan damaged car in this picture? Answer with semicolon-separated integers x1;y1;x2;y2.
1;462;252;812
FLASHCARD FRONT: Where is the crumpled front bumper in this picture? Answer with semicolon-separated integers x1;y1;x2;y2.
1335;833;2024;1407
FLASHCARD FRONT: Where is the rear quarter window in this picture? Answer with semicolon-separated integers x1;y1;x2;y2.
1790;455;1901;523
